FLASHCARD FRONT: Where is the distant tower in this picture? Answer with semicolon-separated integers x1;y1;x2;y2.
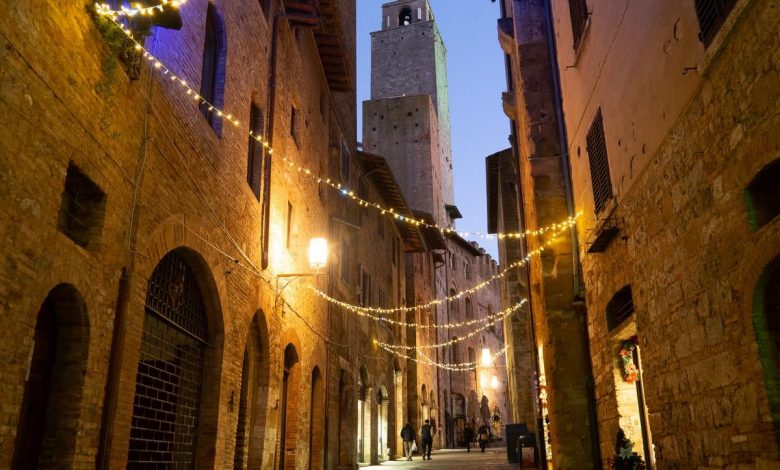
363;0;456;227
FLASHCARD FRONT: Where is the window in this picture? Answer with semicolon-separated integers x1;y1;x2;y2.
359;268;371;307
568;0;588;50
465;262;471;280
745;158;780;231
586;108;614;214
399;7;412;26
694;0;737;47
290;105;299;145
341;141;350;183
199;4;227;135
465;298;473;318
450;339;459;364
58;163;106;248
606;285;635;331
450;289;458;315
341;239;350;282
247;103;264;198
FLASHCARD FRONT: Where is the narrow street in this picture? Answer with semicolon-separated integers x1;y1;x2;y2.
365;448;517;470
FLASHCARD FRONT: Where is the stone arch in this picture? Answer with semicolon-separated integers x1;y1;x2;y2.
744;157;780;231
279;343;302;470
234;310;271;470
393;360;404;457
357;366;372;463
12;284;90;469
127;247;224;468
399;6;412;26
753;254;780;449
378;385;390;461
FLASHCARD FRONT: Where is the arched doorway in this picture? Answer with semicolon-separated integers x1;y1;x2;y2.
421;384;429;421
394;362;404;457
234;311;270;470
12;284;89;470
378;386;389;461
127;250;218;468
357;367;371;463
279;344;301;470
337;369;354;467
754;255;780;448
309;367;325;470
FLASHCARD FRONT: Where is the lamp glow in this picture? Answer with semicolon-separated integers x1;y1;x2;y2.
491;375;499;389
481;348;492;367
308;238;328;269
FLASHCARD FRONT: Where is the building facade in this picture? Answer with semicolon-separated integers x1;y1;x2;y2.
497;0;780;468
0;0;434;468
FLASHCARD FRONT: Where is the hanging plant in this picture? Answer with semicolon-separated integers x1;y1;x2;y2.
619;340;638;384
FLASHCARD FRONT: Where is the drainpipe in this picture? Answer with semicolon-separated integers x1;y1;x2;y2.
542;0;600;467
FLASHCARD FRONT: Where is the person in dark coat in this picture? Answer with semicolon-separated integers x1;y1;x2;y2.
400;422;416;461
477;423;490;452
463;424;475;452
420;419;435;460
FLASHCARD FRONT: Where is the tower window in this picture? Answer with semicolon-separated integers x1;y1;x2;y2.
58;163;106;248
745;158;780;231
199;4;227;136
399;7;412;26
247;102;264;198
694;0;737;47
586;108;614;214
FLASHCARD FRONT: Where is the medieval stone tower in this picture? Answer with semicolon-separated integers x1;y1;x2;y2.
363;0;455;227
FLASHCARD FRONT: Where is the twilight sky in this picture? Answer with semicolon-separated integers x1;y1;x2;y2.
356;0;507;259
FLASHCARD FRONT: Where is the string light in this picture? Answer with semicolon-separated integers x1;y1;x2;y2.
378;344;509;372
309;219;574;315
95;1;187;18
376;300;526;350
92;10;580;241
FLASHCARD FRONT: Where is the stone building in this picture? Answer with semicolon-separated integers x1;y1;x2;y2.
495;0;780;468
0;0;430;468
362;0;507;452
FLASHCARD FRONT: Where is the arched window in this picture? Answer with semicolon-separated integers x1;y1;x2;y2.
465;297;473;318
450;288;458;315
309;367;325;470
128;251;210;468
13;285;89;469
200;4;227;135
606;285;634;331
399;7;412;26
247;101;265;198
753;256;780;448
745;158;780;231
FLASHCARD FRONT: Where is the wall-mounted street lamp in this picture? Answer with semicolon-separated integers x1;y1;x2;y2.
278;237;329;277
481;347;492;367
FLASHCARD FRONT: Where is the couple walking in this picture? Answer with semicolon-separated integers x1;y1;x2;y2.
400;419;435;461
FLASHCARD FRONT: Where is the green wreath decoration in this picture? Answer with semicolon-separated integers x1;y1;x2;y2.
619;340;638;384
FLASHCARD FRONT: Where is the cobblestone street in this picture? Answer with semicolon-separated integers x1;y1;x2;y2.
365;448;518;470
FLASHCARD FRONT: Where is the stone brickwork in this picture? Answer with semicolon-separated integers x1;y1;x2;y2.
0;0;417;469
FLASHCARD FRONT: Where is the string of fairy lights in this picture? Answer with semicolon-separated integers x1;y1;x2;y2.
377;344;509;372
309;218;575;316
94;5;580;241
91;3;580;370
376;300;526;350
95;0;187;18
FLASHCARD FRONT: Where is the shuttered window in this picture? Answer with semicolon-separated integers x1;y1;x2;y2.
586;109;614;214
694;0;737;47
568;0;589;50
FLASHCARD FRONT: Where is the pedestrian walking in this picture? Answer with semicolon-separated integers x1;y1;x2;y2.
463;424;475;452
420;419;435;460
401;422;416;461
478;423;490;453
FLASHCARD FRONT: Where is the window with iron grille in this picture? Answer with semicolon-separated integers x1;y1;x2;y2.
694;0;737;47
568;0;589;50
606;285;634;331
58;163;106;248
586;109;614;214
247;103;264;198
127;251;209;469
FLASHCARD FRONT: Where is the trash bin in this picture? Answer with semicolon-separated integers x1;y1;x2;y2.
504;423;529;463
517;433;538;468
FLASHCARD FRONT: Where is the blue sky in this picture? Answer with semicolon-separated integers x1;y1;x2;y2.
356;0;507;259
